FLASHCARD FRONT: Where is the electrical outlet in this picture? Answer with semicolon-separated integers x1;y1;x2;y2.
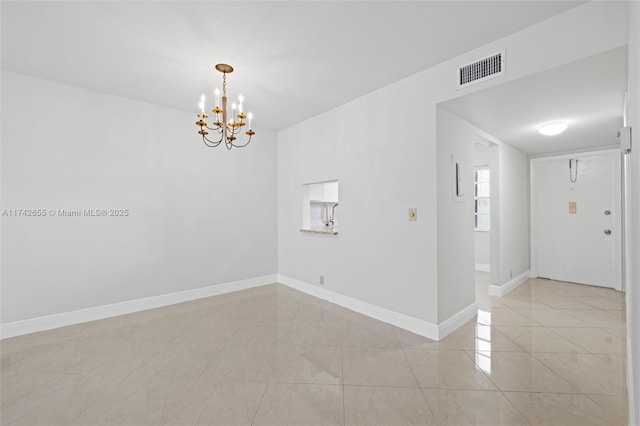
319;275;325;285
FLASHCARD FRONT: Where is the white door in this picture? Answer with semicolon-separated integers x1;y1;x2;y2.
532;151;621;290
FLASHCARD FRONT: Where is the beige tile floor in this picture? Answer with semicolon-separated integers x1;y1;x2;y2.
0;274;628;425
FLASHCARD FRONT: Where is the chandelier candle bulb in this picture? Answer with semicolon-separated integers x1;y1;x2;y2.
248;112;253;129
214;88;220;107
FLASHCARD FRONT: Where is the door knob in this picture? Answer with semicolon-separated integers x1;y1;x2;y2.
604;229;612;235
604;210;611;215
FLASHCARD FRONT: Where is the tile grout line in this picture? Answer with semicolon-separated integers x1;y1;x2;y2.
341;339;345;426
539;324;598;353
500;390;534;426
397;345;440;424
490;325;528;353
249;380;270;426
479;277;614;425
460;347;501;392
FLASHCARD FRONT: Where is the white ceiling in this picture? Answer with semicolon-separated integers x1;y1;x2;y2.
1;1;584;131
442;46;628;156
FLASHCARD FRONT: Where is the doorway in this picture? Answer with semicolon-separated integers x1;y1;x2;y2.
531;150;622;290
473;141;498;294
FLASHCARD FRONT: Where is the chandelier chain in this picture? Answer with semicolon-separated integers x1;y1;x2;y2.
222;73;227;98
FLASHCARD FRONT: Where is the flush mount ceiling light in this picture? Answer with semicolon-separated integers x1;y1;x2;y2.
195;64;255;149
538;121;568;136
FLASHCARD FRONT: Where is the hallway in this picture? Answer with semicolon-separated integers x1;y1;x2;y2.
474;272;627;424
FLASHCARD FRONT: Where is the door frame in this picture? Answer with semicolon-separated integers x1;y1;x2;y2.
530;148;623;291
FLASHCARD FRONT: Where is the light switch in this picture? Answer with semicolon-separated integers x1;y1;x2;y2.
569;201;577;214
408;208;417;221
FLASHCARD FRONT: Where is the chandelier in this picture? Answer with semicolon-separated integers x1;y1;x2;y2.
196;64;255;149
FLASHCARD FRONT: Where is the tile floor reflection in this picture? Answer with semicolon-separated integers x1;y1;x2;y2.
1;274;628;425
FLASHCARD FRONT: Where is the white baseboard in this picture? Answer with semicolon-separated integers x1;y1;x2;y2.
2;273;476;343
437;302;478;340
0;274;277;339
488;270;530;297
277;274;475;341
475;263;490;272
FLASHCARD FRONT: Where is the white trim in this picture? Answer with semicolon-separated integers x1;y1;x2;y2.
277;274;436;340
437;302;478;340
623;154;630;294
277;274;476;341
528;144;620;160
278;274;438;340
489;270;530;297
530;161;538;278
475;263;491;272
628;347;636;426
0;275;277;339
2;273;478;343
529;148;620;163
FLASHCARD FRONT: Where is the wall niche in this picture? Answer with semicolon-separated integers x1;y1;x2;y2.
301;180;339;234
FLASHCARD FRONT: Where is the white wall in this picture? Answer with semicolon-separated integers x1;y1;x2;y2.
436;107;476;322
474;232;491;269
626;2;640;423
1;71;278;324
497;142;530;284
277;94;440;324
440;112;528;295
277;2;628;330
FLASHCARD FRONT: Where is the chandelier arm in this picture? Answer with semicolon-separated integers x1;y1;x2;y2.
202;133;223;147
205;124;222;131
229;134;253;148
231;122;245;135
203;139;221;148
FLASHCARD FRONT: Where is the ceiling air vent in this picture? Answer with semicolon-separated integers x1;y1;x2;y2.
457;50;505;89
